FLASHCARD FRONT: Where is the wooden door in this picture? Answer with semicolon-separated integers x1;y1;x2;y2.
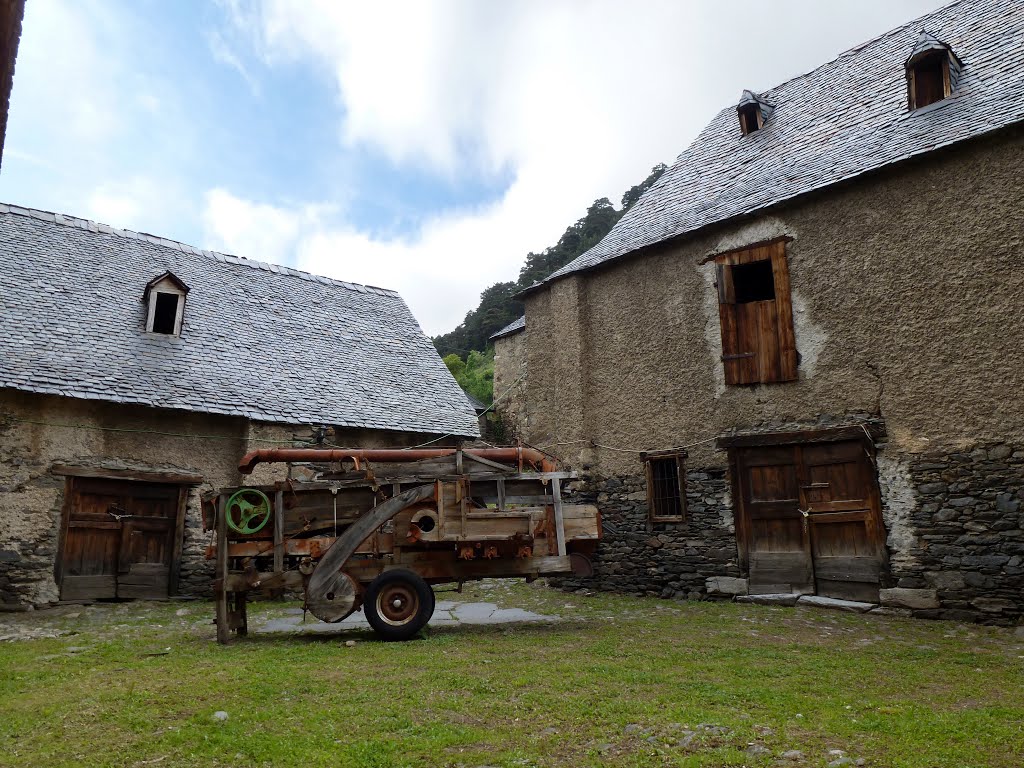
736;446;813;595
60;478;183;600
801;441;887;602
735;439;887;601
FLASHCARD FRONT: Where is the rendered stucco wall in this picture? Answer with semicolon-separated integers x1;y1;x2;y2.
492;330;528;439
524;129;1024;477
520;129;1024;622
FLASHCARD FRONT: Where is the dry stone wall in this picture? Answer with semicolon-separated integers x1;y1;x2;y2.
557;469;739;597
888;442;1024;623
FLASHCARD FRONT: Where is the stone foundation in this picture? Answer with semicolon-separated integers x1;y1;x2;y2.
558;469;739;597
556;441;1024;626
887;442;1024;624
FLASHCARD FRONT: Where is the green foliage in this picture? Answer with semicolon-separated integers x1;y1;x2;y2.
444;349;494;405
434;282;523;360
433;163;670;395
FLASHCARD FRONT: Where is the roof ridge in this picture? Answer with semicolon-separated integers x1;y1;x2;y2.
0;202;401;298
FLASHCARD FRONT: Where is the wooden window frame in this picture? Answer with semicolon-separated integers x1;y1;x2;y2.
712;238;797;386
738;104;763;136
643;450;686;523
907;53;951;111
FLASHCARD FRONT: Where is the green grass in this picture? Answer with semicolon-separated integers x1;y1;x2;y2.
1;582;1022;767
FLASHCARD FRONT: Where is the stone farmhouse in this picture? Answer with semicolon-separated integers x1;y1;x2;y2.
494;0;1024;623
0;207;478;608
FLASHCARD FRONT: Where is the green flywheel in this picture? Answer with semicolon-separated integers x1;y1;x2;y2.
225;488;272;534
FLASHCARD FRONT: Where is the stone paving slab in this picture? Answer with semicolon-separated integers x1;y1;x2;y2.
255;600;558;636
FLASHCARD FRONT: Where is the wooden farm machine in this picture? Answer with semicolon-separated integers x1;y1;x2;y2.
208;447;600;643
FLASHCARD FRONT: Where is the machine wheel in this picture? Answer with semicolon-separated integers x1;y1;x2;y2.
364;569;435;641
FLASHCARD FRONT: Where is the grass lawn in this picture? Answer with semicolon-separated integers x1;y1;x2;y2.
1;581;1022;768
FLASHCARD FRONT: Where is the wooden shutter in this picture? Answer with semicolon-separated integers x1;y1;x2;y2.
714;239;797;385
716;262;748;385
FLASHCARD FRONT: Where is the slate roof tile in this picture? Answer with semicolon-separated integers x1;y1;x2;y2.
0;206;479;437
533;0;1024;289
489;316;526;341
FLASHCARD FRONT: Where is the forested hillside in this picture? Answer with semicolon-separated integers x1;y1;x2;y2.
434;164;667;398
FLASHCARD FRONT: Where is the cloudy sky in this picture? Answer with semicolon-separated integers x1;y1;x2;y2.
1;0;944;336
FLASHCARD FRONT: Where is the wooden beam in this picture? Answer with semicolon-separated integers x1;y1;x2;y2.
701;235;794;264
273;490;284;575
215;494;230;645
551;478;567;557
168;486;189;595
51;464;203;485
463;452;517;473
716;424;882;450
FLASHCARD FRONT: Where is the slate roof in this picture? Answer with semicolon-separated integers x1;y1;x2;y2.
531;0;1024;290
489;316;525;341
0;205;479;437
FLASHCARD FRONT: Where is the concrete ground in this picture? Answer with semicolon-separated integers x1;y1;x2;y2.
257;599;557;635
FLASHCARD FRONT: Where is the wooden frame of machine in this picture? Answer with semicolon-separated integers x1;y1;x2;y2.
206;447;601;642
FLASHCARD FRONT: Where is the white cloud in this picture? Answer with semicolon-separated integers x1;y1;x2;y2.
12;0;123;144
203;188;335;264
211;0;945;335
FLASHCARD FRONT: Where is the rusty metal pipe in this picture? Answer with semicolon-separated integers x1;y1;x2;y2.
238;446;557;474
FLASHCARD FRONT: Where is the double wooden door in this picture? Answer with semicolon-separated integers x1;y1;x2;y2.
59;478;185;600
734;439;888;602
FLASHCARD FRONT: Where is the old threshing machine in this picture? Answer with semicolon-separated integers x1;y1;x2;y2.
208;447;600;643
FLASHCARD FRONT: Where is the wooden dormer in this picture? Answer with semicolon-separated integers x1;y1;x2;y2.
737;90;774;136
905;31;962;110
143;271;189;336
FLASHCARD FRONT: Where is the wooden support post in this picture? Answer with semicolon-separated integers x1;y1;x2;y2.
169;486;188;595
497;477;506;512
273;490;284;575
551;477;567;557
215;494;230;645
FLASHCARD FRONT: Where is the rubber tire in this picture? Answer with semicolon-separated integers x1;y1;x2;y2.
363;569;435;641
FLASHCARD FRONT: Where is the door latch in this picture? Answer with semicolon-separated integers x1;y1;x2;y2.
107;504;130;521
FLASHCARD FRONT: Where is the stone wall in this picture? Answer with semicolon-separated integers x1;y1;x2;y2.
0;388;448;608
551;431;1024;624
558;468;739;597
883;442;1024;624
492;330;528;440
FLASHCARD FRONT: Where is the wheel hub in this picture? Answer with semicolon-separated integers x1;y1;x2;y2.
376;584;419;626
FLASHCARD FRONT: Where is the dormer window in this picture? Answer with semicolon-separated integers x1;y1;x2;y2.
143;271;189;336
905;31;962;110
737;90;773;136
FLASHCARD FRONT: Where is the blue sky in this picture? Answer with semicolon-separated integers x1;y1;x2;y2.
0;0;944;334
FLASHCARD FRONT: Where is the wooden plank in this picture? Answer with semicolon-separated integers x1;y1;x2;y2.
496;477;506;511
702;235;793;264
54;477;74;590
169;486;188;595
215;494;230;644
551;478;567;557
463;451;516;473
717;425;881;450
273;490;284;574
51;465;203;485
812;556;880;583
770;244;798;382
61;575;116;600
718;300;742;385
